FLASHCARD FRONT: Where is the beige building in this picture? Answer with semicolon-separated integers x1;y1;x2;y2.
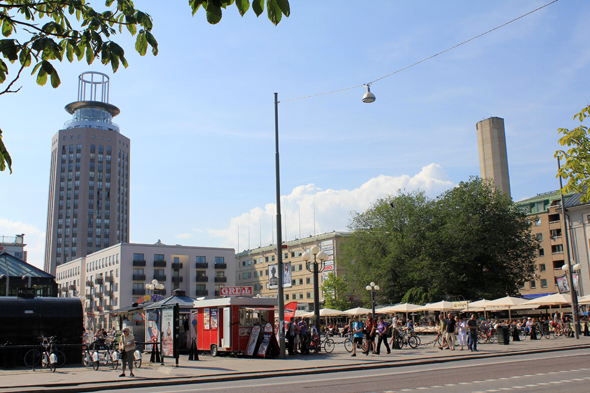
45;72;130;275
56;241;235;329
477;117;511;197
235;232;350;311
562;194;590;296
516;191;574;297
0;234;26;261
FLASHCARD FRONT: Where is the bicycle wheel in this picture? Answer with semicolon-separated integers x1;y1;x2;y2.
343;338;353;353
414;335;421;347
133;358;142;369
519;330;527;341
55;350;66;367
323;339;335;353
24;349;41;368
408;336;419;349
41;352;49;368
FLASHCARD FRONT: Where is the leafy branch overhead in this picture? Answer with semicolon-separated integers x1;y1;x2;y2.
0;0;289;173
555;105;590;203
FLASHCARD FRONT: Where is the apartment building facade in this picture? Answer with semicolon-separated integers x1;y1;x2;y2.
235;232;350;311
56;241;235;329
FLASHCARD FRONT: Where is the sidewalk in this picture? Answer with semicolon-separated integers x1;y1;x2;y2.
1;336;589;393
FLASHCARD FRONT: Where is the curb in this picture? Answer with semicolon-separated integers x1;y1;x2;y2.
4;343;590;393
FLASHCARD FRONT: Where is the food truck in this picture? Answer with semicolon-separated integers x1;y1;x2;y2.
189;298;277;356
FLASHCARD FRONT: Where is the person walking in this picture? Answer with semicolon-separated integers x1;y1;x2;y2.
364;313;376;355
375;316;390;355
298;318;308;354
467;314;478;352
351;316;364;357
438;314;448;350
119;327;136;377
456;315;467;351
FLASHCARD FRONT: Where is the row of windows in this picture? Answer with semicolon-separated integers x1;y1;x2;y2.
86;255;120;272
133;254;225;265
285;292;313;300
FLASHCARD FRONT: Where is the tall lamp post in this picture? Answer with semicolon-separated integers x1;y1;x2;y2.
145;279;164;301
273;87;376;357
366;282;380;319
557;157;580;339
302;246;328;335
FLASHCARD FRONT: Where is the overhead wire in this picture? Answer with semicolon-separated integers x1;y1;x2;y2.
279;0;560;104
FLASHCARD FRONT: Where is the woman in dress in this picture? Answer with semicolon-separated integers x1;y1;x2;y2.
456;315;467;351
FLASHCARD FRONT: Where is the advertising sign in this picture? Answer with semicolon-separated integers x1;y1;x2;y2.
161;308;174;357
204;308;210;329
146;310;160;351
324;264;334;271
245;325;261;356
269;263;292;289
220;286;253;296
211;308;218;329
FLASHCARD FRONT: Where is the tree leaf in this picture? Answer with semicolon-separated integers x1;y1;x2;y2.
50;70;61;88
0;129;13;174
252;0;264;16
275;0;290;17
135;31;148;55
145;31;158;55
235;0;250;16
2;18;13;37
267;0;282;25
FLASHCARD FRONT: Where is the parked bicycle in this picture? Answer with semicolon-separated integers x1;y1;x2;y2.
343;332;366;353
24;336;66;371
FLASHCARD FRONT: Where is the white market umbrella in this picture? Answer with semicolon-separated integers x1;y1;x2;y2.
487;296;528;320
302;308;345;318
522;293;572;306
414;300;454;312
343;307;372;316
466;299;492;318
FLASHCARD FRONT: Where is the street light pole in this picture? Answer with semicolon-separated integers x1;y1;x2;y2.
303;246;328;336
366;282;380;319
557;157;580;339
275;92;285;359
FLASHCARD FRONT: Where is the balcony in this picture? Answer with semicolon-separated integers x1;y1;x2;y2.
105;275;114;283
153;275;166;281
105;290;113;297
196;290;208;296
133;260;146;267
195;262;208;269
132;288;146;295
172;262;183;270
132;274;146;281
196;276;208;282
153;260;166;268
104;305;113;311
61;287;68;292
172;276;183;283
84;306;94;313
215;263;227;269
69;284;76;290
155;289;167;296
85;293;94;300
215;276;227;283
94;277;103;285
86;280;93;286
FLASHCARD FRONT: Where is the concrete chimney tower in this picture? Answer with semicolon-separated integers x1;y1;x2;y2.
476;117;511;197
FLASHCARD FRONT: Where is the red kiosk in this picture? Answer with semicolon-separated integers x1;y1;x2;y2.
189;297;277;356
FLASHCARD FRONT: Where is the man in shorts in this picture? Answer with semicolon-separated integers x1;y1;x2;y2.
351;316;364;357
364;313;376;355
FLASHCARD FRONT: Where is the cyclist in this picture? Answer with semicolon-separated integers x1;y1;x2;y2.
524;317;534;336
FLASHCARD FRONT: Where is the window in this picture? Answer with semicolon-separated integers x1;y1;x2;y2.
539;264;546;272
132;283;143;291
534;217;541;226
285;294;289;300
284;253;288;259
196;284;206;291
536;233;543;241
307;292;314;299
530;280;536;289
196;271;207;278
154;269;165;278
541;279;548;288
215;271;225;278
154;254;165;261
215;257;225;265
306;277;313;284
552;244;564;254
133;268;144;275
242;272;251;279
539;249;544;256
196;256;206;263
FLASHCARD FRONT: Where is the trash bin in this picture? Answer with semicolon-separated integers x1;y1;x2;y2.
496;325;510;345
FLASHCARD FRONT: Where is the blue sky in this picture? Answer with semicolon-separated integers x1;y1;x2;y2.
1;0;589;270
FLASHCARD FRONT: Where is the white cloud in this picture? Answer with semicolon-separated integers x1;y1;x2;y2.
0;218;45;270
208;164;454;252
175;233;192;240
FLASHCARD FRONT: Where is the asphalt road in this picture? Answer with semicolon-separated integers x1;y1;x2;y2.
110;348;590;393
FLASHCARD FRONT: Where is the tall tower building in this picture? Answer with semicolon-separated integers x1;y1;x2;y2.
476;116;511;197
44;72;130;275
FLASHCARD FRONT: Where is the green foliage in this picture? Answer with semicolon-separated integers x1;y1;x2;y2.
321;272;352;311
188;0;290;25
340;178;538;305
0;0;289;173
555;105;590;203
0;129;12;173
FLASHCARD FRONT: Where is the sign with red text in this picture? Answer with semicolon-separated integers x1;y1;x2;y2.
220;286;253;296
